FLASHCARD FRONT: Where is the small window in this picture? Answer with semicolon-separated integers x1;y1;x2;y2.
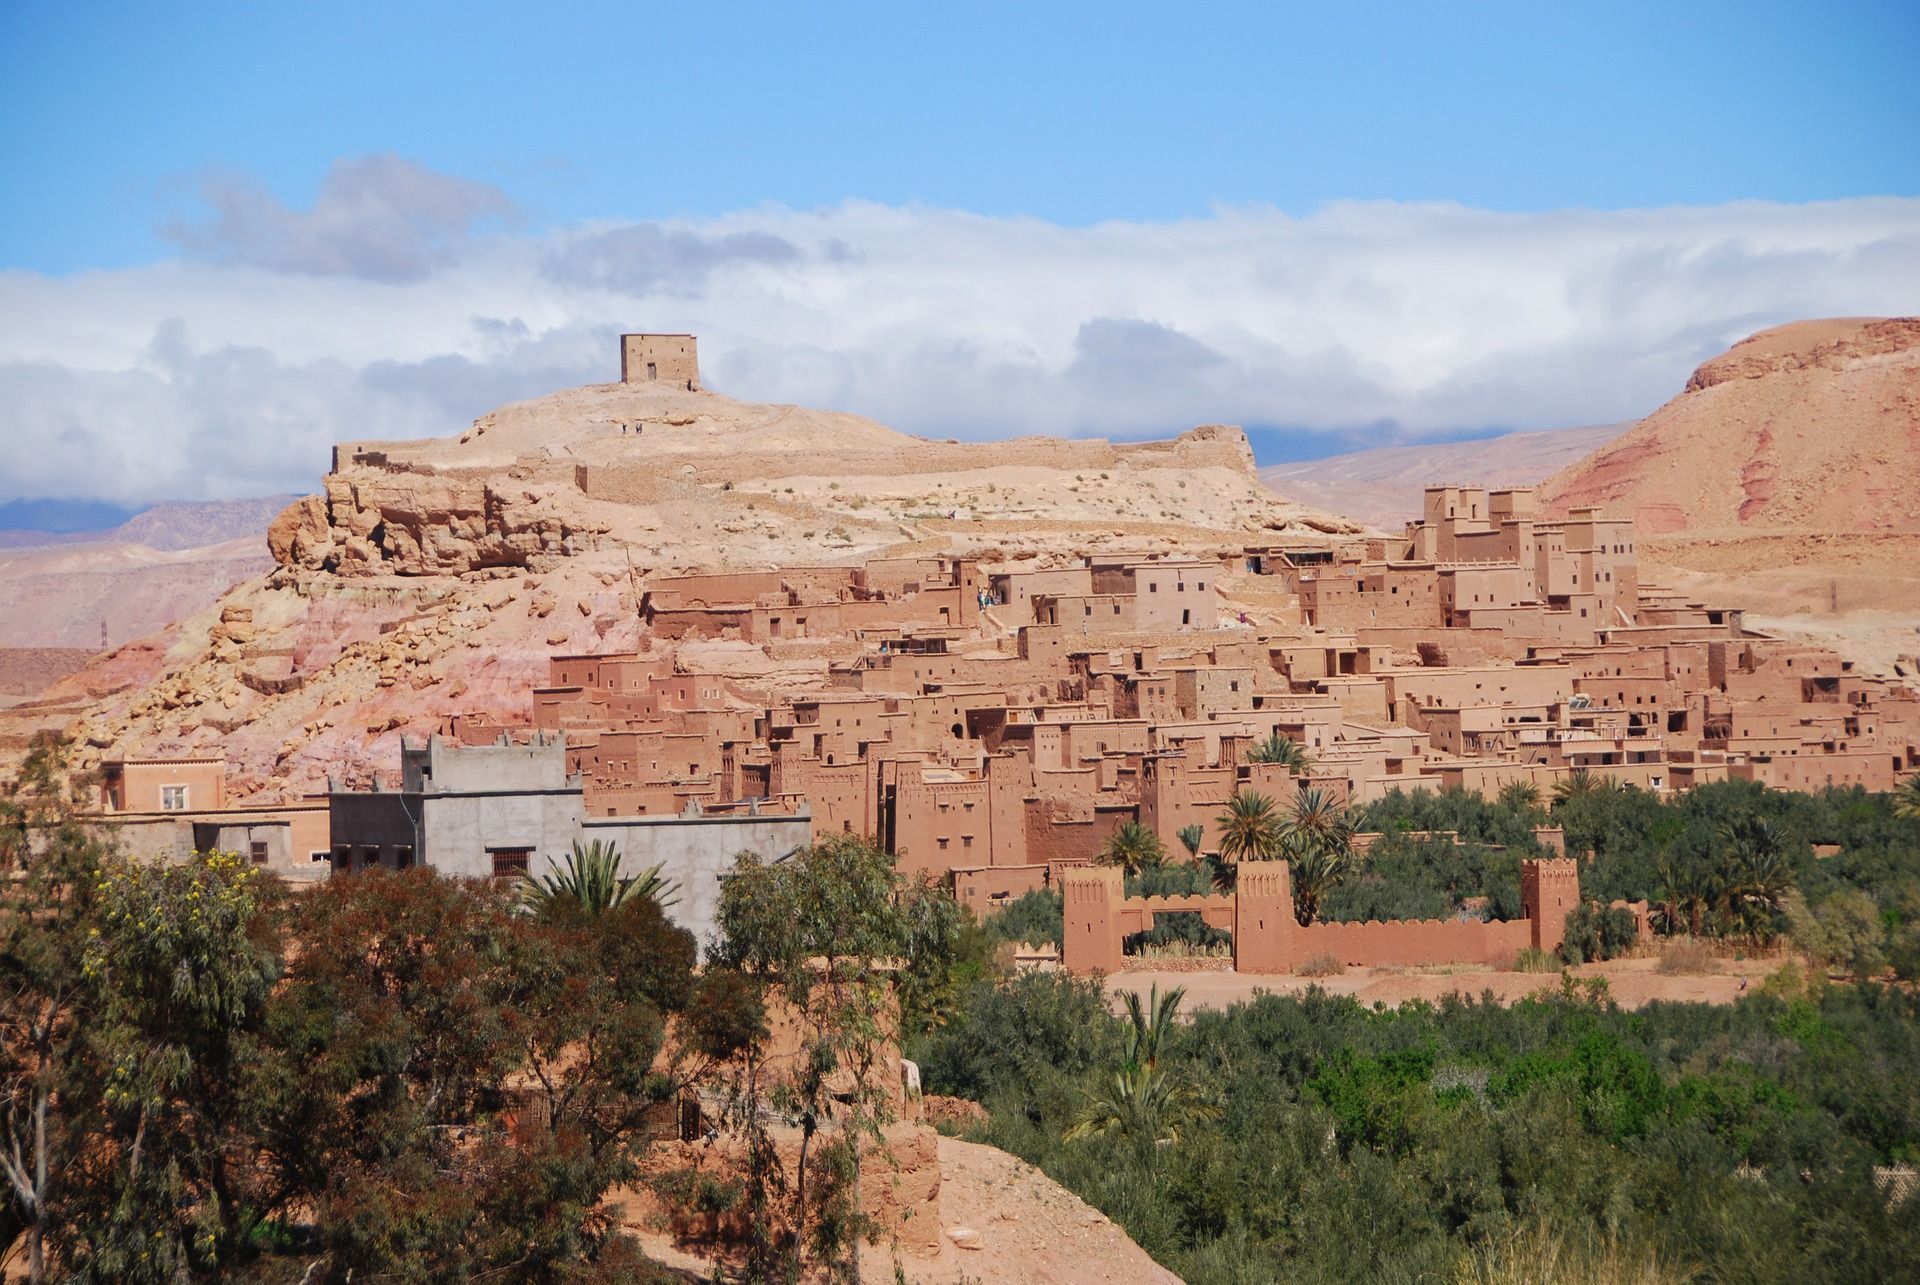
160;785;188;811
490;849;531;878
249;841;269;865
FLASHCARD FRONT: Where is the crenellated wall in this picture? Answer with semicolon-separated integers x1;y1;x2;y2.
1062;856;1582;975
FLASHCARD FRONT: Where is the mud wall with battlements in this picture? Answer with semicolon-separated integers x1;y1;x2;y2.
1061;857;1580;975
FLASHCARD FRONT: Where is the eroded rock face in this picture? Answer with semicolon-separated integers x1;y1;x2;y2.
273;473;611;576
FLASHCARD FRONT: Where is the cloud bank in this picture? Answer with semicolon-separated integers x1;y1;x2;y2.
2;156;1915;504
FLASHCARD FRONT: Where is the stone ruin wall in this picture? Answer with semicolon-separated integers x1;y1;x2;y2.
575;425;1257;502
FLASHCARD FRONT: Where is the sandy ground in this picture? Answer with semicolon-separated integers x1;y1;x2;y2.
1106;951;1799;1014
626;1134;1179;1285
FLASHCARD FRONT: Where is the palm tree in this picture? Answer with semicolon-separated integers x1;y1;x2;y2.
1279;787;1352;925
1280;786;1346;853
1649;853;1686;937
1176;823;1206;861
1100;821;1166;877
1551;768;1613;809
1246;731;1313;773
1894;776;1920;821
1288;843;1348;927
1662;855;1719;939
517;838;679;915
1215;790;1283;864
1064;985;1218;1156
1719;816;1793;936
1498;779;1542;813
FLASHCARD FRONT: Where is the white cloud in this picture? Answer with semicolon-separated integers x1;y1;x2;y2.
161;154;517;282
1;169;1915;504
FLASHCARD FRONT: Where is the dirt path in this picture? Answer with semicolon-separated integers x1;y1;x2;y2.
1107;952;1797;1013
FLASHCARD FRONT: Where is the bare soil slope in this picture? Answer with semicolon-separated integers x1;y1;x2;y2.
1537;318;1920;675
1260;422;1628;529
628;1135;1180;1285
1539;317;1920;534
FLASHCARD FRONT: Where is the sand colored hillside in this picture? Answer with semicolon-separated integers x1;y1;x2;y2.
3;380;1360;791
1539;318;1920;534
1260;422;1628;530
284;381;1361;579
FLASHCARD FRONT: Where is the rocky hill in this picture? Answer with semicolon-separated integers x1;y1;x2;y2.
1259;422;1628;530
1539;317;1920;533
1539;318;1920;676
7;380;1359;795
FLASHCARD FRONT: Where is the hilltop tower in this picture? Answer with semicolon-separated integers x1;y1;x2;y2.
620;333;700;390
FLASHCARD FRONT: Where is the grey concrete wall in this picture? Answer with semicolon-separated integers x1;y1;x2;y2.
101;816;197;864
582;811;813;949
409;735;571;793
422;789;585;880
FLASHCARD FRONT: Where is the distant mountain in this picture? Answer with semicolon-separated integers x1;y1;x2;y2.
1539;318;1920;533
0;498;139;536
103;495;304;551
0;497;298;650
1258;423;1630;530
0;496;301;551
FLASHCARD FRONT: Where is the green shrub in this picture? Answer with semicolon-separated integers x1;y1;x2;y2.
1512;946;1561;973
1560;901;1638;964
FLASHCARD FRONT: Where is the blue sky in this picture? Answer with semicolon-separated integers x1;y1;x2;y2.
5;1;1915;271
1;1;1917;508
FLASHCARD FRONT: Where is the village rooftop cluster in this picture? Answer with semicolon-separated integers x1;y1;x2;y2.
92;470;1920;963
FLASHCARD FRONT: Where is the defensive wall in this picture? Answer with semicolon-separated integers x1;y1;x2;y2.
573;429;1253;505
1060;856;1579;975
